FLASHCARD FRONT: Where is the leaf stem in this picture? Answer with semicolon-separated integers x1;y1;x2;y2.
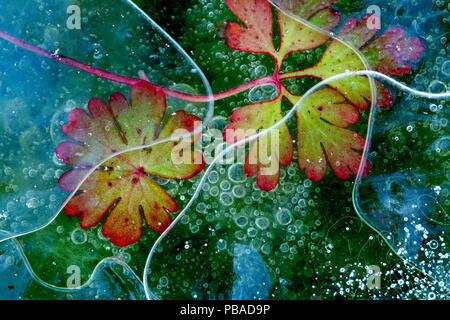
163;76;278;102
0;30;278;103
279;70;310;80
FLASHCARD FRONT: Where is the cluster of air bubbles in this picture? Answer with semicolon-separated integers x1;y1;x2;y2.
413;10;449;95
248;84;279;102
319;258;450;299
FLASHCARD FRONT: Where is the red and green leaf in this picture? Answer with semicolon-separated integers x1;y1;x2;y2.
224;0;277;57
224;95;294;191
286;88;370;181
291;15;424;109
362;27;425;76
222;0;424;190
224;0;340;65
276;0;340;61
56;82;204;246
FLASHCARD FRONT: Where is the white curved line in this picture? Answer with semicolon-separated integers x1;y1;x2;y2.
5;237;145;297
125;0;215;124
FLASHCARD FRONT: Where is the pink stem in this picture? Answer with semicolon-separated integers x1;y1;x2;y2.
163;76;277;102
0;30;278;103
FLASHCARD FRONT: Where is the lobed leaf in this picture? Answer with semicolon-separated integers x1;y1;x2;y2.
224;96;294;191
56;82;204;246
287;88;370;181
224;0;276;57
224;0;340;65
292;15;424;109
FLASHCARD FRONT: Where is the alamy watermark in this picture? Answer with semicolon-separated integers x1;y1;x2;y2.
66;264;81;288
366;265;382;289
66;5;81;30
366;5;381;30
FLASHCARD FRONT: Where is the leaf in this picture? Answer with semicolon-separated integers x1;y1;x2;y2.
277;1;340;60
56;82;204;247
362;27;425;76
224;0;276;57
224;95;294;191
292;16;424;109
224;0;340;65
222;1;424;189
287;88;371;181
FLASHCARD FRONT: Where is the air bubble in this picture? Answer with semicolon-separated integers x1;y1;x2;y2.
228;164;247;183
3;167;13;176
232;185;246;198
220;180;231;191
436;137;450;156
217;239;227;250
190;224;199;233
428;80;447;93
159;276;169;287
280;243;289;253
219;192;234;206
247;227;257;237
442;60;450;76
71;228;88;245
43;26;59;41
207;170;219;184
209;186;219;197
253;65;267;77
261;243;271;254
5;256;14;266
235;216;248;228
248;84;278;102
276;208;292;225
255;217;270;230
25;198;39;209
428;240;438;249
